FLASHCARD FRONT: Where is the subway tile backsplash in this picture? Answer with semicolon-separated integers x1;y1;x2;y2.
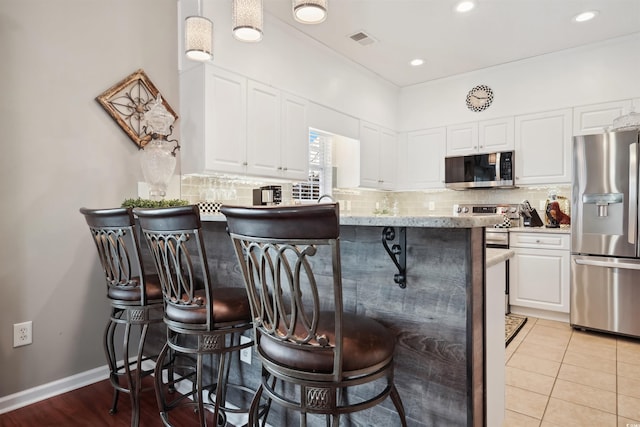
181;175;570;220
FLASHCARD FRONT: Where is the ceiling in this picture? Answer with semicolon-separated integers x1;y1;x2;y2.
263;0;640;87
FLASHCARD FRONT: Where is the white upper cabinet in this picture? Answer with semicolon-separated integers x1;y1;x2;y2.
359;121;397;190
280;93;310;181
247;81;309;181
446;117;513;156
479;117;514;152
181;65;248;175
402;127;446;190
247;81;281;177
446;122;478;156
573;99;634;136
514;108;572;185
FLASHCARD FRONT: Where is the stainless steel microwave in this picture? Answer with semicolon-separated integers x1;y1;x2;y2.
444;151;515;189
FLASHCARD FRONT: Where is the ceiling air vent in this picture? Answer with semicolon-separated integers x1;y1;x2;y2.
349;31;377;46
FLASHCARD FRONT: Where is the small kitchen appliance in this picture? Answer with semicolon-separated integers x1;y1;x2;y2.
445;151;515;189
252;185;282;206
572;129;640;338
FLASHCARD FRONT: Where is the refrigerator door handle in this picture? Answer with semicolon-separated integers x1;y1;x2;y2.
575;258;640;271
629;142;638;246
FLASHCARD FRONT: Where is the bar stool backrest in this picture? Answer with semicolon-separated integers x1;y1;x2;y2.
222;203;346;379
134;205;215;330
80;207;150;306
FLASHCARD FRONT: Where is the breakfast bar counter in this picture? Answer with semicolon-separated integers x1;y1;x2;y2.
154;212;502;426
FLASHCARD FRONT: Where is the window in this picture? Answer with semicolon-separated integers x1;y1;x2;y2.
292;129;332;202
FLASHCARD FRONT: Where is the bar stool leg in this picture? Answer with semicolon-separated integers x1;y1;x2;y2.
104;317;119;415
154;341;171;425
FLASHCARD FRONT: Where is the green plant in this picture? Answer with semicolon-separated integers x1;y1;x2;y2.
121;197;189;209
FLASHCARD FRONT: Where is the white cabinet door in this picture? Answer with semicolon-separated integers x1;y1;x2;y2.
247;81;281;177
359;121;381;188
573;100;633;136
446;122;478;156
180;65;248;175
514;108;572;185
281;93;309;181
479;117;514;152
404;128;445;189
379;128;397;190
510;233;570;314
247;83;309;180
359;121;397;189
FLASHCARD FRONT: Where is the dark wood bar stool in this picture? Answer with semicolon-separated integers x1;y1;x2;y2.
134;205;253;427
221;203;407;426
79;207;164;427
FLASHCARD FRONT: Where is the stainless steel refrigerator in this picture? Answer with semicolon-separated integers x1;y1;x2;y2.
572;129;640;338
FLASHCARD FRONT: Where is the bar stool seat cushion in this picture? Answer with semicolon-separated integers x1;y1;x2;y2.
260;311;396;373
107;274;163;301
165;288;251;325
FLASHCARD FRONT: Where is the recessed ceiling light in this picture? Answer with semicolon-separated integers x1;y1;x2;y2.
455;1;476;13
410;59;424;67
574;10;598;22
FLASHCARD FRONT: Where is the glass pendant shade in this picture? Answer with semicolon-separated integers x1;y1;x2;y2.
293;0;328;24
233;0;263;42
185;16;213;61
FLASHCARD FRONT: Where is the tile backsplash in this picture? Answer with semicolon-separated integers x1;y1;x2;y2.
181;174;570;222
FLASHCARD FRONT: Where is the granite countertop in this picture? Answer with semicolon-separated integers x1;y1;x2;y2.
201;213;503;228
486;248;515;267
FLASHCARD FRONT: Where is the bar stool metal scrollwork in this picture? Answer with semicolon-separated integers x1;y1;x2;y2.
79;207;164;427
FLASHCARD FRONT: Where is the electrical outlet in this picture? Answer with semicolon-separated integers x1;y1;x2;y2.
428;201;436;211
13;321;33;347
240;335;252;364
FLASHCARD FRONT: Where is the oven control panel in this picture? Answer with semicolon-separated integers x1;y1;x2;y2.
453;203;520;219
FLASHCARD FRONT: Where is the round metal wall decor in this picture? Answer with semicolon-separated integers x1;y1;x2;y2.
466;84;494;112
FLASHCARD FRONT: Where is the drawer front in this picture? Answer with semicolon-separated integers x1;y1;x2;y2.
510;232;570;250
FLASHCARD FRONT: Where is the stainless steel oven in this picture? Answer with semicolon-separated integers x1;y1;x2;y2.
455;203;520;314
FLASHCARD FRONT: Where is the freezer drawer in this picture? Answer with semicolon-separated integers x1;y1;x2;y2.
571;255;640;338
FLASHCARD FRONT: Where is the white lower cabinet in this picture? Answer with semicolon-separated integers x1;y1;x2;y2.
509;232;570;314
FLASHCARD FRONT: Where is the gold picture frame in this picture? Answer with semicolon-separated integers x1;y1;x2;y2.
96;69;178;148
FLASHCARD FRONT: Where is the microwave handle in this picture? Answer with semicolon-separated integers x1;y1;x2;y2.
495;152;501;181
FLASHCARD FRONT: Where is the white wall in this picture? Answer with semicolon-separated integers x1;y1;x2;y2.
0;0;178;398
181;0;399;130
399;33;640;131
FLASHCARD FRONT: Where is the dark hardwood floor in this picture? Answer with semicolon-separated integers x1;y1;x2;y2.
0;378;222;427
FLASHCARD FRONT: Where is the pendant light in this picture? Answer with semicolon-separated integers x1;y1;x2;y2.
232;0;263;42
185;0;213;61
293;0;328;24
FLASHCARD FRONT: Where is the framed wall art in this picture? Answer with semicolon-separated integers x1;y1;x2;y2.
96;69;178;148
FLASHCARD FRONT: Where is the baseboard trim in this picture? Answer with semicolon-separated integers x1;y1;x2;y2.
0;361;268;426
0;365;110;414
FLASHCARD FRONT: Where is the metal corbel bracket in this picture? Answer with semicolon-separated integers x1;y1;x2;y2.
381;226;407;289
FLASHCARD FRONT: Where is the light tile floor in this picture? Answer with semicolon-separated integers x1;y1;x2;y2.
505;317;640;427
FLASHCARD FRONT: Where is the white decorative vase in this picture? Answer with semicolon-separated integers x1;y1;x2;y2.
140;138;177;200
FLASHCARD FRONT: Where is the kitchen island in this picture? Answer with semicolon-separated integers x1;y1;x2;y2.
150;212;503;426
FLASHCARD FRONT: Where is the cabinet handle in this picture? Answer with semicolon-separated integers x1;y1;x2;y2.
536;239;541;243
243;162;248;166
277;166;283;170
283;167;288;171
